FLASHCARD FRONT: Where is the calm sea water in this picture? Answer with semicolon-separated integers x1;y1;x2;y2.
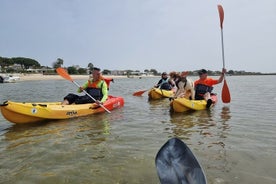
0;75;275;184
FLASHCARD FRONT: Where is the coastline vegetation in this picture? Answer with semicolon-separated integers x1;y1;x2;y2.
1;56;275;76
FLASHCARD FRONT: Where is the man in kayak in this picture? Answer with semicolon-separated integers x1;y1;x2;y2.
194;68;226;108
154;72;175;90
61;67;108;105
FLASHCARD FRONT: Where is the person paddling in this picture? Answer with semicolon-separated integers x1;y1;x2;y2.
61;67;108;105
154;72;175;90
194;68;226;108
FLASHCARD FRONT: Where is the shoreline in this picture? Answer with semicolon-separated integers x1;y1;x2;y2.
0;73;153;81
20;74;127;81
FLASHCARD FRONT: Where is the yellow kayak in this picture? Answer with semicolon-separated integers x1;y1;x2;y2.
0;96;124;124
170;95;218;112
148;88;175;100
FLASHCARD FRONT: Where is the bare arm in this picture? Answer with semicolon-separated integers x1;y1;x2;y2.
217;68;226;84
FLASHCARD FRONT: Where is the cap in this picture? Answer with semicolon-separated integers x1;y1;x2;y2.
93;67;101;71
198;69;207;75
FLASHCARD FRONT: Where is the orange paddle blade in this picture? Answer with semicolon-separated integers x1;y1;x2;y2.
56;67;73;81
133;90;148;96
217;5;224;29
222;80;231;103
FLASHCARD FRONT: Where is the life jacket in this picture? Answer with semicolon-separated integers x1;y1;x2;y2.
158;78;172;90
195;84;213;99
86;79;104;101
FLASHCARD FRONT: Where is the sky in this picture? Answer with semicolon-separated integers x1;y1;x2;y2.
1;0;276;73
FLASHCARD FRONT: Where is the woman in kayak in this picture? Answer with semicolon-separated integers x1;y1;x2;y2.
61;67;108;105
194;68;226;108
154;72;175;90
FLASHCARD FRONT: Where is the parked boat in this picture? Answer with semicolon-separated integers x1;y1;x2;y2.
170;94;218;112
148;88;175;100
0;75;20;83
0;95;124;124
0;76;3;83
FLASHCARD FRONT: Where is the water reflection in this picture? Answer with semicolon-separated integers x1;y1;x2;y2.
220;106;231;122
3;115;111;148
169;110;216;139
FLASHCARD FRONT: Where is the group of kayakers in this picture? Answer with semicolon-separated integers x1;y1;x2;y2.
155;68;226;108
61;66;226;109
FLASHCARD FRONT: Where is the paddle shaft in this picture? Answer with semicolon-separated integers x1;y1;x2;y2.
218;4;231;103
220;29;225;69
71;80;111;113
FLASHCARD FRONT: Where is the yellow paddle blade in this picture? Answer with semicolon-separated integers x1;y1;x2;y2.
222;80;231;103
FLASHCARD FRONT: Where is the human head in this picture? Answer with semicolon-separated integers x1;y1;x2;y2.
161;72;168;79
198;69;207;76
198;69;208;79
91;67;101;79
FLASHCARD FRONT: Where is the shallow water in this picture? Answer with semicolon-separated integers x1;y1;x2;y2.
0;76;276;184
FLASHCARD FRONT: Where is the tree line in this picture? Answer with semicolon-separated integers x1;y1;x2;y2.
0;56;40;73
1;56;274;75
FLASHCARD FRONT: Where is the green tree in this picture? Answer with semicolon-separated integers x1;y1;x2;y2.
150;69;158;75
88;63;94;71
53;58;64;69
78;68;87;74
11;57;40;70
67;66;78;74
0;57;13;72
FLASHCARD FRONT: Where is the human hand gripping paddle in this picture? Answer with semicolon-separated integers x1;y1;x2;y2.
56;67;111;113
155;138;207;184
218;4;231;103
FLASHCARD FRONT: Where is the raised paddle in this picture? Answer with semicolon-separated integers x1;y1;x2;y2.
56;67;111;113
218;4;231;103
155;138;207;184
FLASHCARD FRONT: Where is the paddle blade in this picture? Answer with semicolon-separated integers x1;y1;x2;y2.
133;90;147;96
155;138;207;184
217;4;224;29
56;67;73;82
222;80;231;103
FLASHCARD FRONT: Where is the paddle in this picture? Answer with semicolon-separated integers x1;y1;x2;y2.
155;138;207;184
133;89;150;96
218;4;231;103
56;67;111;113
